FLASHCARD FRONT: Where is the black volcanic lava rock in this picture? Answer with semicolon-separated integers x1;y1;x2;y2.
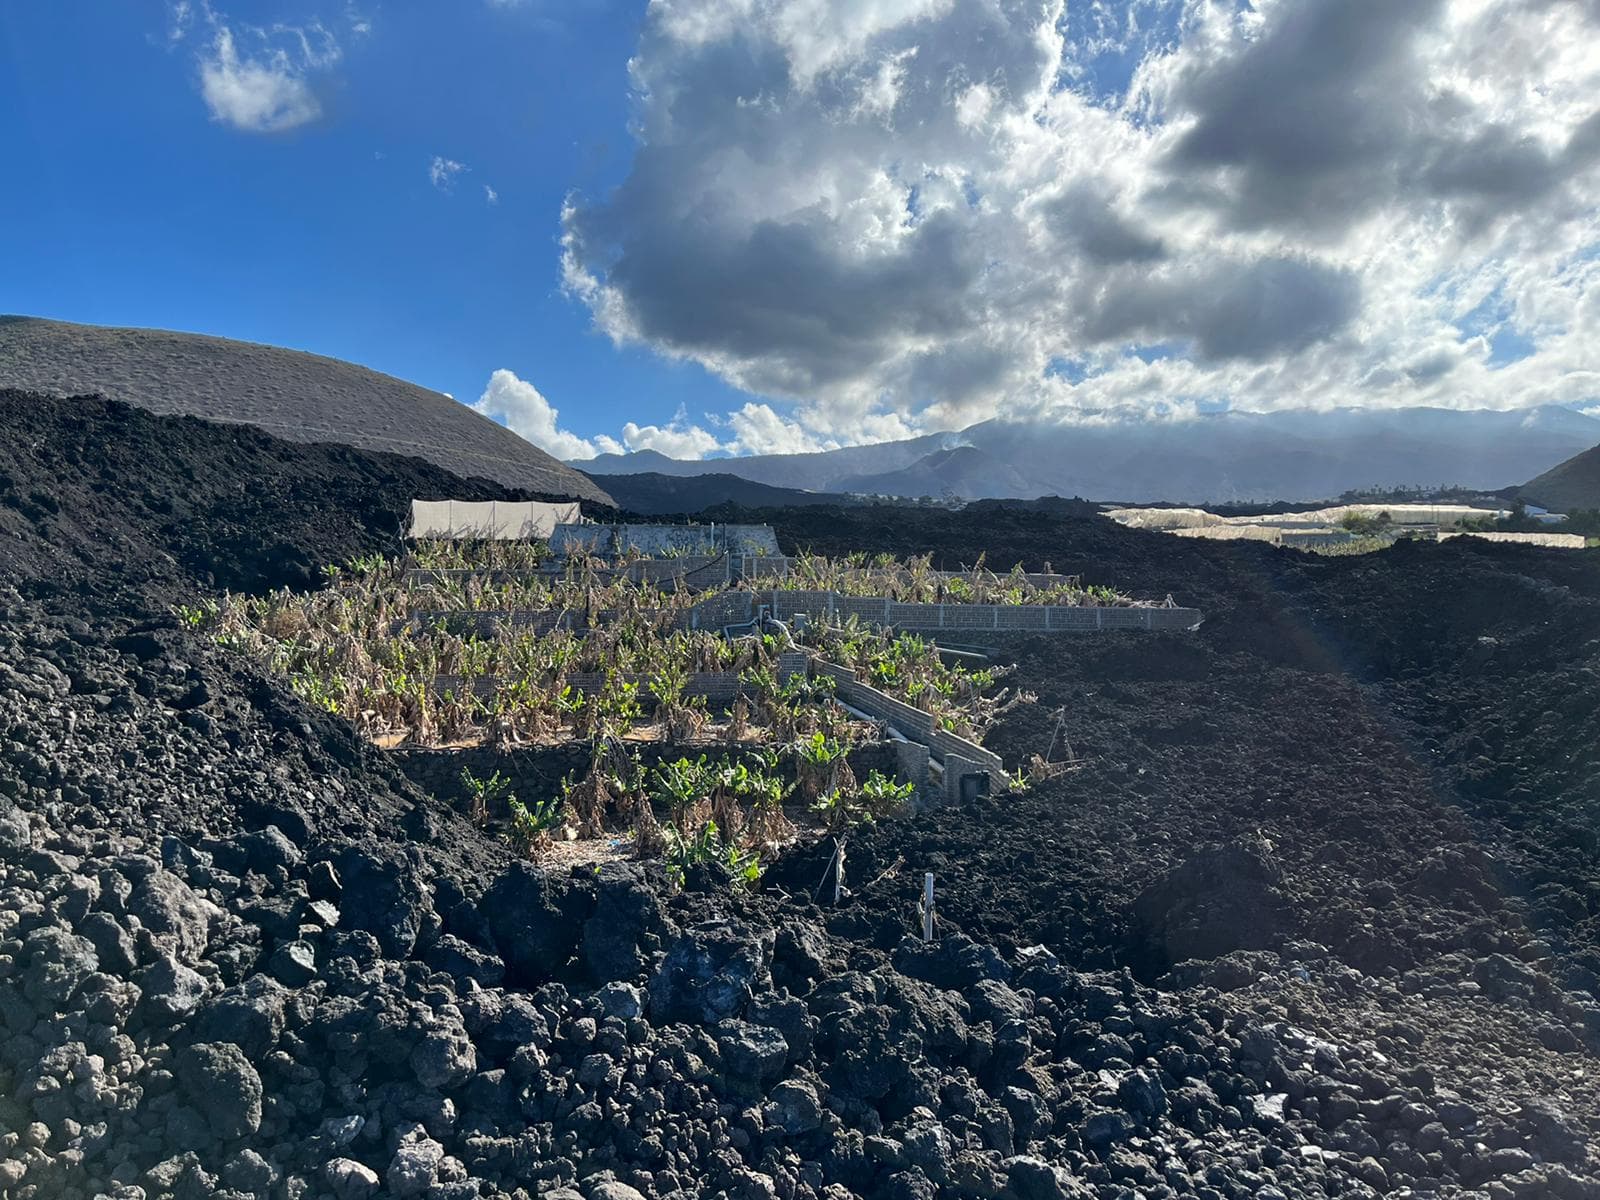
650;920;773;1026
332;847;434;958
1127;839;1294;974
484;861;593;986
175;1041;263;1139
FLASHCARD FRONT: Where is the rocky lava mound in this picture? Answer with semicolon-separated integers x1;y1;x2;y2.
2;391;1598;1200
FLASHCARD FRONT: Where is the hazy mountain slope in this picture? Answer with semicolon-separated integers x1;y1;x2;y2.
836;445;1037;498
581;406;1600;502
0;315;612;503
1520;442;1600;512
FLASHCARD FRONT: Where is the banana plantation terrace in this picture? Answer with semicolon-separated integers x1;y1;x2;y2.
195;520;1200;881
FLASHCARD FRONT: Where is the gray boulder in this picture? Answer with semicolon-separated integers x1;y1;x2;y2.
22;925;98;1009
324;1157;379;1200
715;1019;789;1084
128;868;216;964
175;1042;263;1140
135;953;208;1022
386;1132;445;1198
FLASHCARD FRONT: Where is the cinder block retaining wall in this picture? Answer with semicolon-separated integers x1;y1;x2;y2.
409;592;1200;638
809;659;1005;800
762;590;1200;633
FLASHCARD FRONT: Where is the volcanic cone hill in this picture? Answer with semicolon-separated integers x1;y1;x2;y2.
2;391;1599;1200
1522;440;1600;512
0;315;612;504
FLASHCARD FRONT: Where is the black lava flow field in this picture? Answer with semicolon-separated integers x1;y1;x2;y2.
2;389;1599;1200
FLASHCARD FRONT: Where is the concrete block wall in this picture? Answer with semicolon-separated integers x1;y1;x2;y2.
409;590;1203;641
680;592;757;631
894;740;932;793
943;754;992;805
811;660;937;738
930;729;1005;776
777;651;810;684
731;556;794;582
760;589;1201;634
806;657;1006;798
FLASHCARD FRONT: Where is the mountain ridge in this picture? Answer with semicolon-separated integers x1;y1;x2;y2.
577;405;1600;503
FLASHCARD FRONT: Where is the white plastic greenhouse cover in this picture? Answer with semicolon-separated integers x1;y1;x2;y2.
409;499;584;540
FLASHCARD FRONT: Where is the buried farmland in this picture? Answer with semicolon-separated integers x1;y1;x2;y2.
1;392;1599;1200
206;535;1195;876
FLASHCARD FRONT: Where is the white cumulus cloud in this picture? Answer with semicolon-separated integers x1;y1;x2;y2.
617;415;728;460
198;26;327;133
560;0;1600;442
473;369;606;461
725;403;834;455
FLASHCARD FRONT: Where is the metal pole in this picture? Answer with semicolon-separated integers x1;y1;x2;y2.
922;872;935;942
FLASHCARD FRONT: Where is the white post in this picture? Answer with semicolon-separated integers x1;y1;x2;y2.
833;837;846;905
922;872;935;942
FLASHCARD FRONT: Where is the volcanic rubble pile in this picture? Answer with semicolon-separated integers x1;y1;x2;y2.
2;392;1599;1200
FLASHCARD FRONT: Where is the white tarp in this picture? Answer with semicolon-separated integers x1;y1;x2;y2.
410;499;584;540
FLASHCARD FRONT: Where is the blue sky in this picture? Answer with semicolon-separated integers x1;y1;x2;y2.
0;1;754;450
3;1;1597;459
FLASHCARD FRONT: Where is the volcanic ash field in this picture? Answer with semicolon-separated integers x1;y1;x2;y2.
2;389;1600;1200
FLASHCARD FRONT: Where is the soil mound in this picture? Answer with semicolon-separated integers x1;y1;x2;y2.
0;316;612;503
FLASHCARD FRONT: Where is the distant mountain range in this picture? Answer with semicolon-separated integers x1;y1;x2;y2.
578;406;1600;503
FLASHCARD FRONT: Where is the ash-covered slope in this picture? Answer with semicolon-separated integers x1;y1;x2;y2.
2;394;1599;1200
0;315;612;504
0;390;561;604
1522;441;1600;512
